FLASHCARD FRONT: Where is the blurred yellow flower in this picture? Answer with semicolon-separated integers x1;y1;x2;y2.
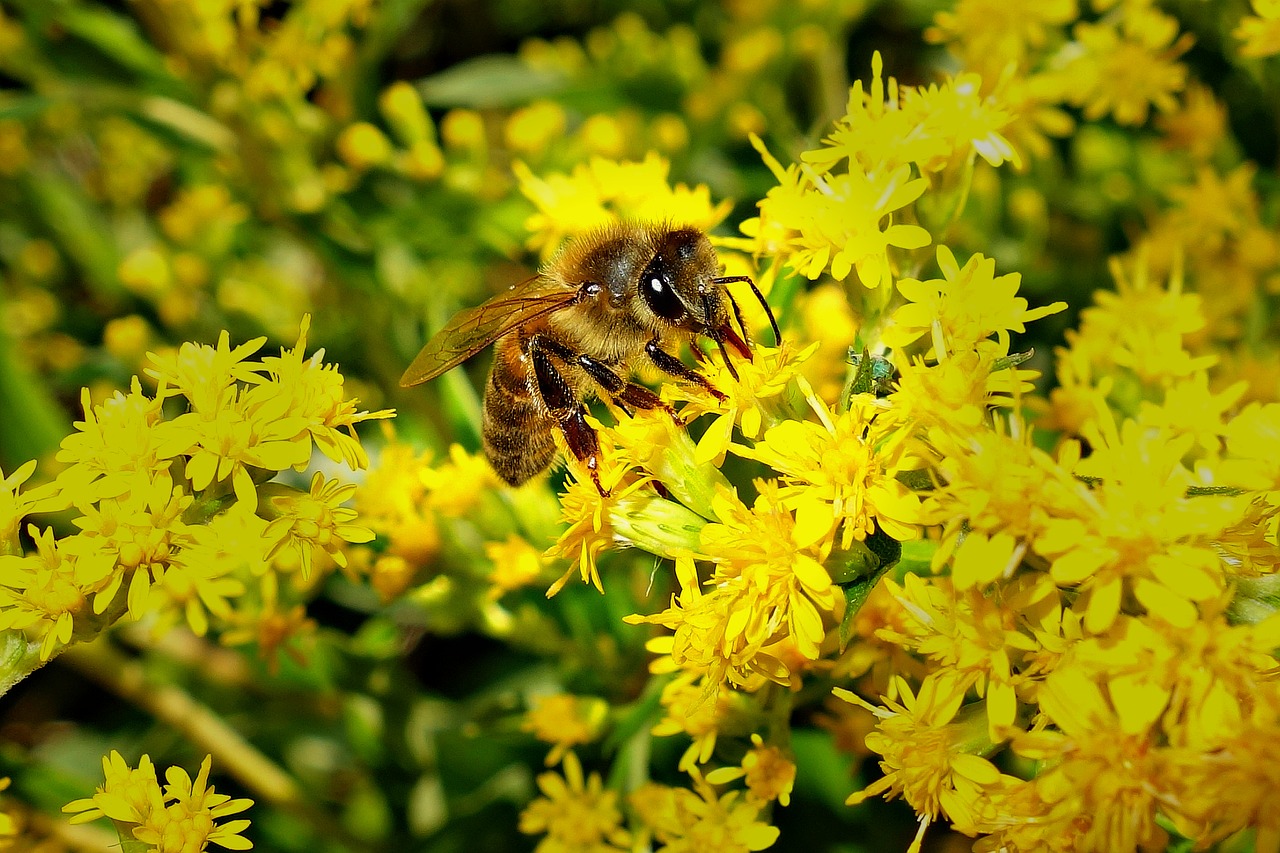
1235;0;1280;58
518;752;631;853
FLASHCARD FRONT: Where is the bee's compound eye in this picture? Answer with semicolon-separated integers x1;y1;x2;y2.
642;269;684;320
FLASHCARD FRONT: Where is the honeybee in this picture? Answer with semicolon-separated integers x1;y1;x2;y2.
399;222;779;496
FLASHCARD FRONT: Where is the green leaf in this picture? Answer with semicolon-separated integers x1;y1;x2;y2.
57;6;175;84
22;169;123;302
0;311;71;473
415;56;566;108
835;526;903;649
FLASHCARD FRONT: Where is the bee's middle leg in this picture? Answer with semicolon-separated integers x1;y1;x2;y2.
538;337;681;422
529;338;609;497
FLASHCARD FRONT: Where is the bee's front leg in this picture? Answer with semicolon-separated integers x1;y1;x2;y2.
644;339;727;403
528;337;609;497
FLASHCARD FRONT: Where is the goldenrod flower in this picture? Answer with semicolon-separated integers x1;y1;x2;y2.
56;380;172;504
735;382;920;549
741;134;929;289
0;461;65;552
514;153;731;258
927;0;1077;80
263;472;375;579
0;527;114;660
485;534;546;596
64;752;253;852
1063;6;1192;126
159;383;312;511
648;673;754;771
629;770;780;852
1235;0;1280;58
883;246;1066;356
879;572;1054;740
518;752;631;853
838;674;1011;852
664;343;817;466
704;733;796;807
1009;665;1171;852
1039;416;1242;633
255;316;394;471
62;486;193;621
522;694;608;766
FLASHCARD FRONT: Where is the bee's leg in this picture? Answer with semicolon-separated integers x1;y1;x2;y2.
644;339;727;403
579;358;681;424
537;337;681;423
529;338;609;497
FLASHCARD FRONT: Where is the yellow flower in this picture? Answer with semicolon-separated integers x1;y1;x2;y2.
146;330;267;414
740;135;930;289
486;534;546;596
544;438;651;596
1235;0;1280;58
1010;665;1171;852
1039;416;1244;633
64;752;253;852
628;485;838;695
647;673;754;772
883;246;1066;356
56;380;172;504
62;485;193;622
518;752;631;853
1166;690;1280;850
158;382;312;511
522;694;608;766
336;122;393;171
0;527;114;660
734;381;920;549
1063;6;1192;125
663;342;817;466
878;573;1060;740
927;0;1078;80
629;770;780;853
514;153;731;259
254;315;395;470
704;733;797;807
0;461;65;552
838;674;1011;851
263;473;375;579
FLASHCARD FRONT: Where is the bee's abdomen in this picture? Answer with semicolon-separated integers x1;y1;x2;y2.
481;349;556;486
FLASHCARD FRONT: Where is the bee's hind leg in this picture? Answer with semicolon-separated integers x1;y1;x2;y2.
529;338;610;497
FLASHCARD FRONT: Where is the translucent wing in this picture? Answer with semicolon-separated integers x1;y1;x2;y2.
399;276;577;386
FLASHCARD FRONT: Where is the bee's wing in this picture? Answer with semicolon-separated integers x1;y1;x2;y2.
399;276;577;387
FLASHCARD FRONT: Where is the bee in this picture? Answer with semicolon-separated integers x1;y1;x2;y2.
399;222;780;496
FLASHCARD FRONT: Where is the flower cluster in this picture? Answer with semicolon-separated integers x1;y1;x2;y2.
0;318;390;670
63;752;253;852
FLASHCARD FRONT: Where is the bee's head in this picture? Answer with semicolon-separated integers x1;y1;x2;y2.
637;227;752;365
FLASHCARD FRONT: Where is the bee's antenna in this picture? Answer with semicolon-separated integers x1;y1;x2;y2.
712;276;781;346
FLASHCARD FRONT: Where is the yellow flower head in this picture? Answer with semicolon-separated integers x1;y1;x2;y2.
734;380;921;549
518;752;631;852
64;752;253;852
884;246;1066;357
839;674;1013;851
263;472;375;579
522;693;609;766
